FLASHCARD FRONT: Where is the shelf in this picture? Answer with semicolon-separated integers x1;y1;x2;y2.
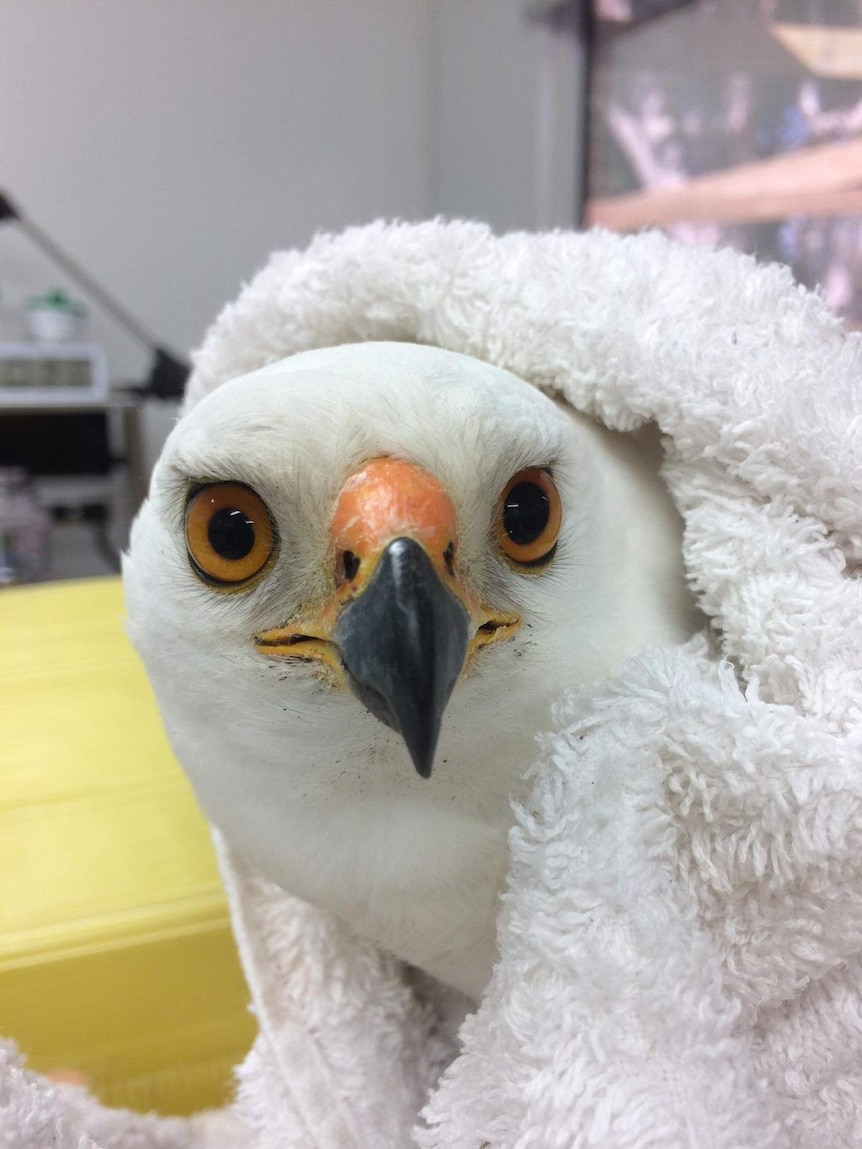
34;474;117;509
0;393;138;412
0;342;109;406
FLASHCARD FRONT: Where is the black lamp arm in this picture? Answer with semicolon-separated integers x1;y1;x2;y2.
0;191;19;223
0;188;189;398
3;191;156;351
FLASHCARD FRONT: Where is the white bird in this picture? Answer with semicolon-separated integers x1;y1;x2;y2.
125;342;698;1000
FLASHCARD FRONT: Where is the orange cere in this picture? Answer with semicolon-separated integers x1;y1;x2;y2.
255;457;520;665
330;457;459;583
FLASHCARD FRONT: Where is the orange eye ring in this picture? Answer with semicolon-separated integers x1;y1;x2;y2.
185;482;275;587
497;468;562;567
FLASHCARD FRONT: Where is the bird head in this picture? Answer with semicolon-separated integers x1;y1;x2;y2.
125;342;689;887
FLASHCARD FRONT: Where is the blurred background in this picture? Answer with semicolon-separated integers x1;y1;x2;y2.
3;0;862;1118
2;0;859;584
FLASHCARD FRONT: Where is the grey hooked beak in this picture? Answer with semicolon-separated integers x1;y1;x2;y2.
333;537;470;778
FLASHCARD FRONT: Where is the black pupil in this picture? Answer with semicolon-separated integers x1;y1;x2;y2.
503;482;549;545
208;506;255;560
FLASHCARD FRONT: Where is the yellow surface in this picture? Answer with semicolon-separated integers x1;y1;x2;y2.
0;577;256;1114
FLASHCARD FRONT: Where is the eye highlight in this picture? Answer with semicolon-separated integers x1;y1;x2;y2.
185;483;275;586
497;468;562;567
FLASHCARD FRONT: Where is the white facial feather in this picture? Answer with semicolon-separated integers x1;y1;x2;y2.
125;342;698;997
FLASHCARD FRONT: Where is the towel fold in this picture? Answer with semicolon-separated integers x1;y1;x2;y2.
4;220;860;1147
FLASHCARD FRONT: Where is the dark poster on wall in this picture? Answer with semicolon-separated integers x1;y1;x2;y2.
585;0;862;327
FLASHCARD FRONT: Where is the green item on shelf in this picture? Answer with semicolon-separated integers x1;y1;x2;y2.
27;289;87;317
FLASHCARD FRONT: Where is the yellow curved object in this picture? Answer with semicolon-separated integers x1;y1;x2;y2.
0;576;255;1114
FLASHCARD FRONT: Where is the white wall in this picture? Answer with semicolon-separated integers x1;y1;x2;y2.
0;0;585;392
431;0;541;231
431;0;585;232
0;0;431;381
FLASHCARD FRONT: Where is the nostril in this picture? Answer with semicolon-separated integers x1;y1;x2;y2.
443;541;456;577
343;550;361;581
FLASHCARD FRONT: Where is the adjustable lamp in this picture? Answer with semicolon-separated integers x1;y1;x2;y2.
0;190;189;399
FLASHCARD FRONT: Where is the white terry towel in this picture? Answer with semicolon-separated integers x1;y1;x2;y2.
3;220;861;1148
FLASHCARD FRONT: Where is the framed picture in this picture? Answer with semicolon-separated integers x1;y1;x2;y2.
584;0;862;327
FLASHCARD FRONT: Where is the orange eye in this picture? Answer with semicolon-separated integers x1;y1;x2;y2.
497;468;562;567
185;483;275;586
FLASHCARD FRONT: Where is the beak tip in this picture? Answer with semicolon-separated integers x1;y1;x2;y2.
401;710;444;779
410;748;435;780
334;537;469;782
